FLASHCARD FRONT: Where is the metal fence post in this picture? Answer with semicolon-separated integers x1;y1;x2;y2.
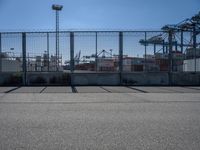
70;32;74;72
162;40;165;54
119;32;123;85
95;32;98;72
193;26;197;72
22;32;27;85
144;32;147;72
181;30;183;53
154;44;156;54
168;30;173;85
47;32;50;72
0;33;2;72
70;32;74;86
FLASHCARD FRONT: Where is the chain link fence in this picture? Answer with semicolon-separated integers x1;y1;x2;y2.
0;30;199;85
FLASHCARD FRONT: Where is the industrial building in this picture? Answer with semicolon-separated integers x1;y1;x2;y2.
1;59;22;72
0;52;22;72
27;54;63;72
0;52;63;72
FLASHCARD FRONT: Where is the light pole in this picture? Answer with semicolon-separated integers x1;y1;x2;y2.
52;4;63;71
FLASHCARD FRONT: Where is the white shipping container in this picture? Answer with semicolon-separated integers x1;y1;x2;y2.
2;59;22;72
183;58;200;72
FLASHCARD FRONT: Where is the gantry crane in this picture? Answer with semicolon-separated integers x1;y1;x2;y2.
140;11;200;54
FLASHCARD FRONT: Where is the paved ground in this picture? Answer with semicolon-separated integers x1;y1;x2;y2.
0;86;200;93
0;87;17;93
0;86;200;150
10;86;46;93
76;86;107;93
42;87;72;93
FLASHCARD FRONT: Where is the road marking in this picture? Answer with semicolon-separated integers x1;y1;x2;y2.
72;86;78;93
100;86;112;93
5;87;21;93
40;87;47;93
127;86;148;93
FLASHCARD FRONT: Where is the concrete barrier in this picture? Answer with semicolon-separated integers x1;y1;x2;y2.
0;72;22;85
122;72;169;85
0;72;200;86
27;72;70;85
72;73;120;85
0;73;11;85
171;72;200;85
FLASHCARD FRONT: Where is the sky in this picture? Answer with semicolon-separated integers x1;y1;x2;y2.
0;0;199;62
0;0;199;31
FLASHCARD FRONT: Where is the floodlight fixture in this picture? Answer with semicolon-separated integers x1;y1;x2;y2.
52;4;63;11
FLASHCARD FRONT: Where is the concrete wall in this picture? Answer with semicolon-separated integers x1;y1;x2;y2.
27;72;70;85
0;72;22;85
171;72;200;85
122;72;169;85
0;72;200;86
0;73;12;85
72;73;120;85
72;72;199;86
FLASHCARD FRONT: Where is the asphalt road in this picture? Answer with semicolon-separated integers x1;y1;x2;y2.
0;91;200;149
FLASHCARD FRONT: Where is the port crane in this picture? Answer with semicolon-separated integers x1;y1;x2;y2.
97;49;113;58
140;11;200;54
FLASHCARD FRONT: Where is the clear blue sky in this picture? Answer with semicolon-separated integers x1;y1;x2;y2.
0;0;199;62
0;0;199;31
